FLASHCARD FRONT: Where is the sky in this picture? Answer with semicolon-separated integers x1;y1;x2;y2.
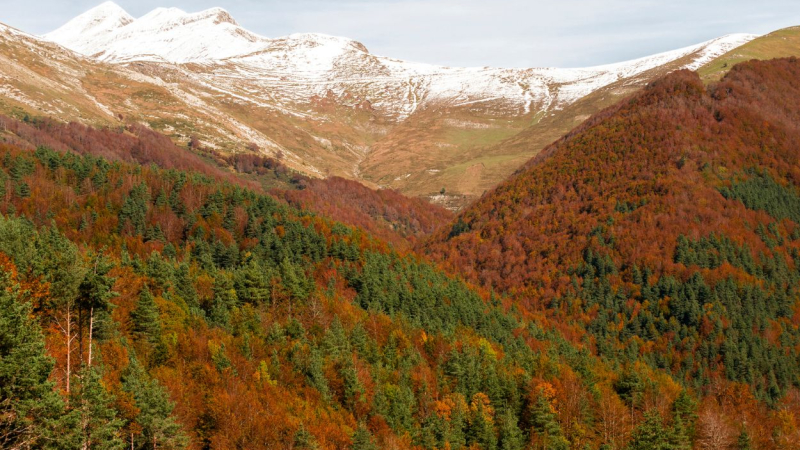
3;0;800;68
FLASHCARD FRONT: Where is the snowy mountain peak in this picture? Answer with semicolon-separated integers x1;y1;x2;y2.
40;3;759;120
44;1;134;56
138;6;237;27
43;3;372;64
43;4;270;63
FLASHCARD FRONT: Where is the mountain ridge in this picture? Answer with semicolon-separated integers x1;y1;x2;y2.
43;2;756;118
0;3;765;208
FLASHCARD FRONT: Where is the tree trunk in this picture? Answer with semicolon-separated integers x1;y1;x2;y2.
88;306;94;368
78;304;83;367
66;303;72;395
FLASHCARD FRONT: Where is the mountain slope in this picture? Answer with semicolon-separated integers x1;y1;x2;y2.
0;3;761;207
422;59;800;428
0;128;710;450
44;4;754;118
0;113;450;248
698;26;800;81
3;57;800;450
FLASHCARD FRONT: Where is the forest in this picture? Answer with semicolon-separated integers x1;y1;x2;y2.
2;58;800;449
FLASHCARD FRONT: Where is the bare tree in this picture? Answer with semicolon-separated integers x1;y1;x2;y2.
697;405;735;450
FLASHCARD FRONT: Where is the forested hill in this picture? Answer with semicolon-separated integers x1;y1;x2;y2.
0;114;451;249
423;57;800;445
2;59;800;450
0;135;680;450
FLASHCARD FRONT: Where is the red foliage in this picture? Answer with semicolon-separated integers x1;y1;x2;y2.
423;58;800;299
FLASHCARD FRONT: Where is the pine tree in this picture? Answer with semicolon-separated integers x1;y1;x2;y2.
174;263;198;310
737;428;753;450
351;423;378;450
234;261;270;305
671;390;698;443
122;358;188;450
70;366;125;450
293;425;319;449
448;396;468;450
131;285;161;344
118;183;150;235
468;393;497;450
530;393;568;450
210;273;238;328
323;316;350;357
498;407;524;450
0;271;66;449
78;252;118;367
279;257;311;301
627;410;670;450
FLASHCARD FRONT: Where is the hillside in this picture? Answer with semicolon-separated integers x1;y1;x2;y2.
0;3;761;207
0;114;450;248
423;57;800;447
0;134;710;450
698;26;800;81
2;57;800;450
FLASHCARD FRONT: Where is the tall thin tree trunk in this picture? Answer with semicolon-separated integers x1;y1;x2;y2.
88;306;94;368
66;303;72;394
78;304;83;367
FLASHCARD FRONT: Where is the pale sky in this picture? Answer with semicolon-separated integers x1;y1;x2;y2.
3;0;799;68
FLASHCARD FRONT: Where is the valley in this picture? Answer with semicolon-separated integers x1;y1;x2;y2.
2;3;800;449
0;3;769;208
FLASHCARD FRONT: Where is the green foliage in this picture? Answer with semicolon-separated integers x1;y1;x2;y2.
0;270;65;449
293;425;319;449
79;252;118;342
351;423;378;450
627;411;670;450
530;393;569;450
119;183;151;235
720;169;800;224
675;234;756;272
449;217;469;239
69;366;125;450
569;231;800;402
497;408;524;450
737;428;753;450
131;286;161;345
122;358;188;450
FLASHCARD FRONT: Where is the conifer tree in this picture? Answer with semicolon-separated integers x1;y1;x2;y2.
0;271;66;449
78;252;117;367
351;423;378;450
122;358;187;450
69;366;125;450
736;428;753;450
131;285;161;344
118;183;150;235
627;410;669;450
174;263;198;310
210;273;238;328
468;393;497;450
530;392;568;450
498;407;524;450
671;390;698;443
293;425;319;449
234;261;270;305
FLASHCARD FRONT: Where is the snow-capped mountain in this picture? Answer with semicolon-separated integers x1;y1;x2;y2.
44;2;756;119
0;2;764;208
